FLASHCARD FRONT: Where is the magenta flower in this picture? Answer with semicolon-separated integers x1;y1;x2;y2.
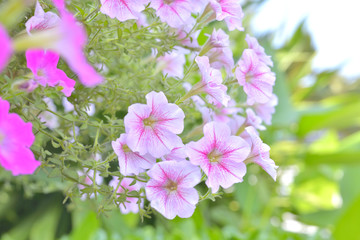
78;168;104;200
112;133;156;175
235;49;276;104
110;177;144;214
150;0;196;28
157;50;186;78
124;91;185;158
245;34;273;67
26;49;75;97
25;1;60;34
250;94;278;125
145;160;201;219
204;29;234;73
242;126;278;181
0;24;12;73
0;98;41;175
100;0;150;22
194;56;230;107
186;121;250;193
210;0;244;31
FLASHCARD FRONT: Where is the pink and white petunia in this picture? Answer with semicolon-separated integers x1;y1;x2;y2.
245;34;273;67
150;0;197;28
109;177;144;214
112;133;156;175
145;160;201;219
250;94;278;125
0;98;41;175
209;0;244;31
204;29;234;74
25;1;60;34
161;142;187;161
26;49;75;97
78;168;104;200
100;0;150;22
194;56;230;107
157;50;186;78
124;91;185;158
235;49;276;104
186;121;250;193
242;126;278;181
244;108;265;131
0;24;12;73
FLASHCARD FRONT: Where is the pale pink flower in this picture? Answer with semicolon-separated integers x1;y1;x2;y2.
109;177;144;214
25;1;60;34
26;49;75;97
204;29;234;73
244;108;265;131
235;49;275;104
210;0;244;31
245;34;273;67
112;133;156;175
0;24;12;73
78;168;104;200
0;98;41;175
145;160;201;219
176;21;200;49
100;0;150;22
161;142;187;161
242;126;277;180
186;121;250;193
14;79;39;93
250;94;278;125
194;56;230;106
124;91;185;158
150;0;196;28
157;50;186;78
62;97;74;113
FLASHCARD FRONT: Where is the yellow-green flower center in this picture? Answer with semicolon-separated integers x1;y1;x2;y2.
122;144;132;153
143;116;157;128
164;0;174;4
165;180;178;192
207;149;222;163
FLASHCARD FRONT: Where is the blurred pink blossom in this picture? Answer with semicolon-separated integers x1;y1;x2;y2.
25;1;60;34
100;0;150;22
0;24;12;73
0;98;41;175
210;0;244;31
245;34;273;67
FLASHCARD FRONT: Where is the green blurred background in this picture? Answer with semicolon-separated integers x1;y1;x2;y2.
1;0;360;239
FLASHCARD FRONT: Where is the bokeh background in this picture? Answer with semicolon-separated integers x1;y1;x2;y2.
1;0;360;239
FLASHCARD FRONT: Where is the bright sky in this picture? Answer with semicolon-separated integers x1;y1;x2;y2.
251;0;360;79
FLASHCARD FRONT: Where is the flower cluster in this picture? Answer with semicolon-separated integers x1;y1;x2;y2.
0;0;278;220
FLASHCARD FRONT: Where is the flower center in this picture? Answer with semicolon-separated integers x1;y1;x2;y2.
163;0;174;4
164;180;178;192
245;73;253;83
207;149;222;163
0;131;4;145
122;144;132;153
143;115;157;128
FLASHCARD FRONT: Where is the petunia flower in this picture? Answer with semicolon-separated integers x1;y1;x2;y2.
109;177;144;214
186;121;250;193
235;49;276;104
245;34;273;67
145;160;201;219
250;93;278;125
192;56;230;107
100;0;150;22
26;49;75;97
150;0;197;28
209;0;244;31
202;28;234;73
124;91;185;158
25;1;60;34
0;24;12;73
242;126;278;181
157;49;186;78
0;97;41;175
161;142;187;161
78;168;104;200
112;133;156;175
244;108;266;131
